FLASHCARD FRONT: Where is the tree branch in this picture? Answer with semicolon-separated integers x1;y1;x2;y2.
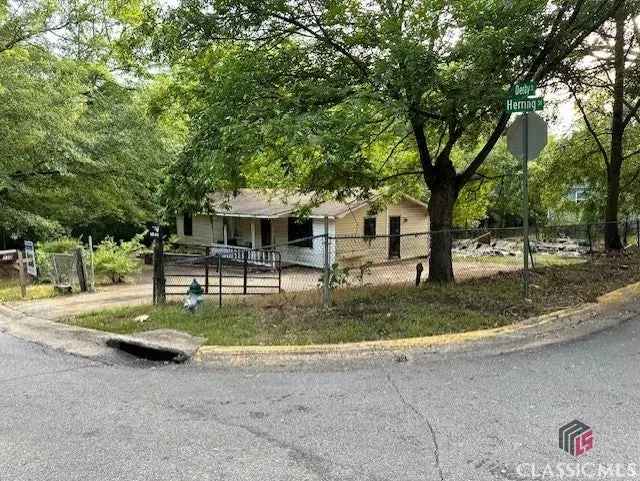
457;112;510;187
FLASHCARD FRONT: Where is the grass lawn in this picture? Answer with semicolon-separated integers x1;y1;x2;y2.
0;279;55;302
65;250;640;346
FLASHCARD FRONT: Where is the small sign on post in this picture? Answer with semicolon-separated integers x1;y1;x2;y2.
505;81;544;113
24;240;37;277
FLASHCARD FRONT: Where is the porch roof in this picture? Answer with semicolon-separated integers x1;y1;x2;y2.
207;189;372;219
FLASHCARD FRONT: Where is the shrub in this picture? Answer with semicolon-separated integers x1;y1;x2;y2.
317;262;351;289
94;235;144;284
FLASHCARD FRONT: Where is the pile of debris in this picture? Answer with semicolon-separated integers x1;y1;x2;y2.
453;233;520;257
453;232;589;257
533;237;588;256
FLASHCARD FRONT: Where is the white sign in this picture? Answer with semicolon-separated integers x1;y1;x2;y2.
24;240;37;277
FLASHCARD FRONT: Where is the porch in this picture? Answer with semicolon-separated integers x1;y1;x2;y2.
206;215;330;269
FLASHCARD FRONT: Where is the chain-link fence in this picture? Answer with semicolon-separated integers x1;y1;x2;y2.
155;218;640;307
49;250;94;292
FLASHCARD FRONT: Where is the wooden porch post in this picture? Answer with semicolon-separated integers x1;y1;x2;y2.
251;220;257;249
223;220;228;246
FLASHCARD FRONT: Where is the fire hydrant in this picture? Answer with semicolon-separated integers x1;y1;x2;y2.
183;279;204;312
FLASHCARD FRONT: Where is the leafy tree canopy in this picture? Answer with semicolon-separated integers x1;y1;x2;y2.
152;0;621;280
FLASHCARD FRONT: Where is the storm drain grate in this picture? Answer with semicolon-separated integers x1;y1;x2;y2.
106;339;189;363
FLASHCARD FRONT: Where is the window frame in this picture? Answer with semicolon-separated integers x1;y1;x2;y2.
363;217;377;239
287;217;314;248
183;213;193;237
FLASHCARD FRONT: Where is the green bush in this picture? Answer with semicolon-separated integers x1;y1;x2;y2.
94;235;144;284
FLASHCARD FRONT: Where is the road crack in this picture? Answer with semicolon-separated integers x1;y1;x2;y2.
387;372;445;481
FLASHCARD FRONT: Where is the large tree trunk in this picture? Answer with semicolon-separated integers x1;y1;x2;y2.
606;0;625;251
428;163;458;283
605;165;623;250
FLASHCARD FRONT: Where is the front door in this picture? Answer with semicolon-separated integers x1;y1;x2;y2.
389;216;401;258
260;219;272;248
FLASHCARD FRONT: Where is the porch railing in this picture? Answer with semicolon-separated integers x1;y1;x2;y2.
208;244;280;270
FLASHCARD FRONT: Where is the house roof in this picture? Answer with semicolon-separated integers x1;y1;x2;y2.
206;189;428;219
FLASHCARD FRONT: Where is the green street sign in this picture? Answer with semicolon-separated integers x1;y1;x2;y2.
505;97;544;113
511;81;537;99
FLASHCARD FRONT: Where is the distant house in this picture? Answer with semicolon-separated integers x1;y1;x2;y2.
176;189;430;268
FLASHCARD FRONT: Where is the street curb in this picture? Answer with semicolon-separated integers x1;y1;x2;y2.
1;282;639;366
194;282;640;366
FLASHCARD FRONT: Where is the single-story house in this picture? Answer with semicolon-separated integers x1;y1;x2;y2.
176;189;430;268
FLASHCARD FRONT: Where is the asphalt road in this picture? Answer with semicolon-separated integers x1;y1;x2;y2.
1;317;639;481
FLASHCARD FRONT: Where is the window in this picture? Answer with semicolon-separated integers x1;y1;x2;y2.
288;217;313;248
183;213;193;236
364;217;376;238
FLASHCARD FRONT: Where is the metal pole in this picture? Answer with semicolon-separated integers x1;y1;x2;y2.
243;250;248;295
636;218;639;248
88;235;95;292
157;234;165;304
323;216;330;308
277;256;282;293
522;112;529;299
218;254;222;308
152;238;157;304
204;263;209;294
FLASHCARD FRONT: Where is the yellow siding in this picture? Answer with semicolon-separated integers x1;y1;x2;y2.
334;199;429;266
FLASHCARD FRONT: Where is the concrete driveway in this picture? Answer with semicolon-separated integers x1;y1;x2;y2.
6;281;153;319
0;312;638;480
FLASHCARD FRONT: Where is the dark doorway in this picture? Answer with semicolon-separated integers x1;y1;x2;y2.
389;216;401;258
261;219;272;248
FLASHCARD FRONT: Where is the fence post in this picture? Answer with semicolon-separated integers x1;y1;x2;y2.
637;219;640;248
323;216;330;308
203;246;209;293
218;254;222;307
587;224;593;256
88;235;95;293
243;250;248;295
204;262;209;294
152;235;165;305
17;250;26;298
277;256;282;293
74;247;88;292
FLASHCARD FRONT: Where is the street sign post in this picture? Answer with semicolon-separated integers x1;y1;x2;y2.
506;84;548;299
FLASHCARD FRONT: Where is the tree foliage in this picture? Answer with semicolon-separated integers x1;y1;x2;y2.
154;0;621;281
0;47;179;240
0;0;184;245
560;0;640;247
